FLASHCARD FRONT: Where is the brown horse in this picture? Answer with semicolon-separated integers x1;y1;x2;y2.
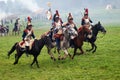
72;26;91;59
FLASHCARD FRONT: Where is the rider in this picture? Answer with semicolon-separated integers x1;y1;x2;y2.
52;10;63;50
81;8;93;29
81;8;93;40
63;13;78;48
22;24;35;57
67;13;77;31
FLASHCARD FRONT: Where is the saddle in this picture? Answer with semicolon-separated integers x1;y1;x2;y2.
19;39;35;50
53;29;63;40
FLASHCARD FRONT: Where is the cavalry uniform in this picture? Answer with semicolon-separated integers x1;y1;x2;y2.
81;8;93;30
81;8;93;39
62;13;78;47
22;24;35;56
51;10;63;50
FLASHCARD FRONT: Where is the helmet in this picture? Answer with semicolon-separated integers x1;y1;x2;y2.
27;16;32;21
84;8;88;16
68;13;73;21
55;10;59;17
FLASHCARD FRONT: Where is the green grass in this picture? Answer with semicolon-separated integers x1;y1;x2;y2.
0;26;120;80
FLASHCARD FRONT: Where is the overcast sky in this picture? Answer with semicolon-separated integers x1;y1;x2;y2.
0;0;120;12
0;0;120;24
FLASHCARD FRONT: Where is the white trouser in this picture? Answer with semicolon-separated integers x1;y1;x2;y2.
25;41;30;47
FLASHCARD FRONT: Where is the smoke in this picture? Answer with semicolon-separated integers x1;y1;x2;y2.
18;0;40;12
0;11;12;19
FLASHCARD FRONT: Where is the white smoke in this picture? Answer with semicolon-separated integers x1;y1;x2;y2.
18;0;40;12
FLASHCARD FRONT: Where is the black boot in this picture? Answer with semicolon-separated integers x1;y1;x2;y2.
25;46;29;57
70;39;75;48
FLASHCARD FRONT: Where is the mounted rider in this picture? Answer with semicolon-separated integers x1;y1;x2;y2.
81;8;93;39
62;13;78;47
21;16;35;56
81;8;93;29
51;10;63;50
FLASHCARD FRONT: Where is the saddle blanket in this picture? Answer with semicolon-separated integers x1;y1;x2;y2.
19;39;35;50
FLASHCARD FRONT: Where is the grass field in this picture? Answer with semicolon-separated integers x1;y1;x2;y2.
0;25;120;80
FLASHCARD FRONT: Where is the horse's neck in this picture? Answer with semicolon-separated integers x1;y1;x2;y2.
36;39;45;50
78;30;84;40
92;27;99;37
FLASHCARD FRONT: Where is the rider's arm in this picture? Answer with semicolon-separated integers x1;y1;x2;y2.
22;30;27;40
89;18;93;23
74;26;78;31
31;30;35;39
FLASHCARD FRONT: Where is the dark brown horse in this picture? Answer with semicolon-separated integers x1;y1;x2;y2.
8;35;54;68
85;21;106;53
72;26;91;59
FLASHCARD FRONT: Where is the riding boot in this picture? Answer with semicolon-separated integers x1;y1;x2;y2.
25;46;29;57
56;38;60;50
70;39;74;48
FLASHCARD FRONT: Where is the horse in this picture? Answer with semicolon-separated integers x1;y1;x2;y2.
47;27;74;60
8;35;55;68
85;21;106;53
0;25;9;36
72;26;91;59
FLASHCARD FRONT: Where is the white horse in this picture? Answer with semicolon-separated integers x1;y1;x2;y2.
46;27;78;60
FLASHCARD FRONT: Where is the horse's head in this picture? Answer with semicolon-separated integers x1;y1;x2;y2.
95;21;106;34
40;33;53;48
63;27;71;39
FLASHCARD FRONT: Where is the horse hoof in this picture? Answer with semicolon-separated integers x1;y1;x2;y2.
92;51;95;53
58;56;62;60
13;62;17;65
51;57;53;60
61;57;65;60
68;54;72;58
54;58;56;61
58;57;61;60
71;57;74;59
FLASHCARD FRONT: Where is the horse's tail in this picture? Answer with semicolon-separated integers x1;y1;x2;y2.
8;42;18;58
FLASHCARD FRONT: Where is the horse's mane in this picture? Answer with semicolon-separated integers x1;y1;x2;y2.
78;26;83;33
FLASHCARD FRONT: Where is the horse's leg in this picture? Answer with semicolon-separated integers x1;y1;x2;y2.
86;42;94;52
54;47;56;53
35;57;40;68
79;46;84;54
57;49;61;60
15;31;16;36
31;56;36;67
62;49;72;60
12;30;13;35
14;52;23;65
31;55;40;68
18;30;19;35
72;48;77;59
92;43;97;53
47;48;56;61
